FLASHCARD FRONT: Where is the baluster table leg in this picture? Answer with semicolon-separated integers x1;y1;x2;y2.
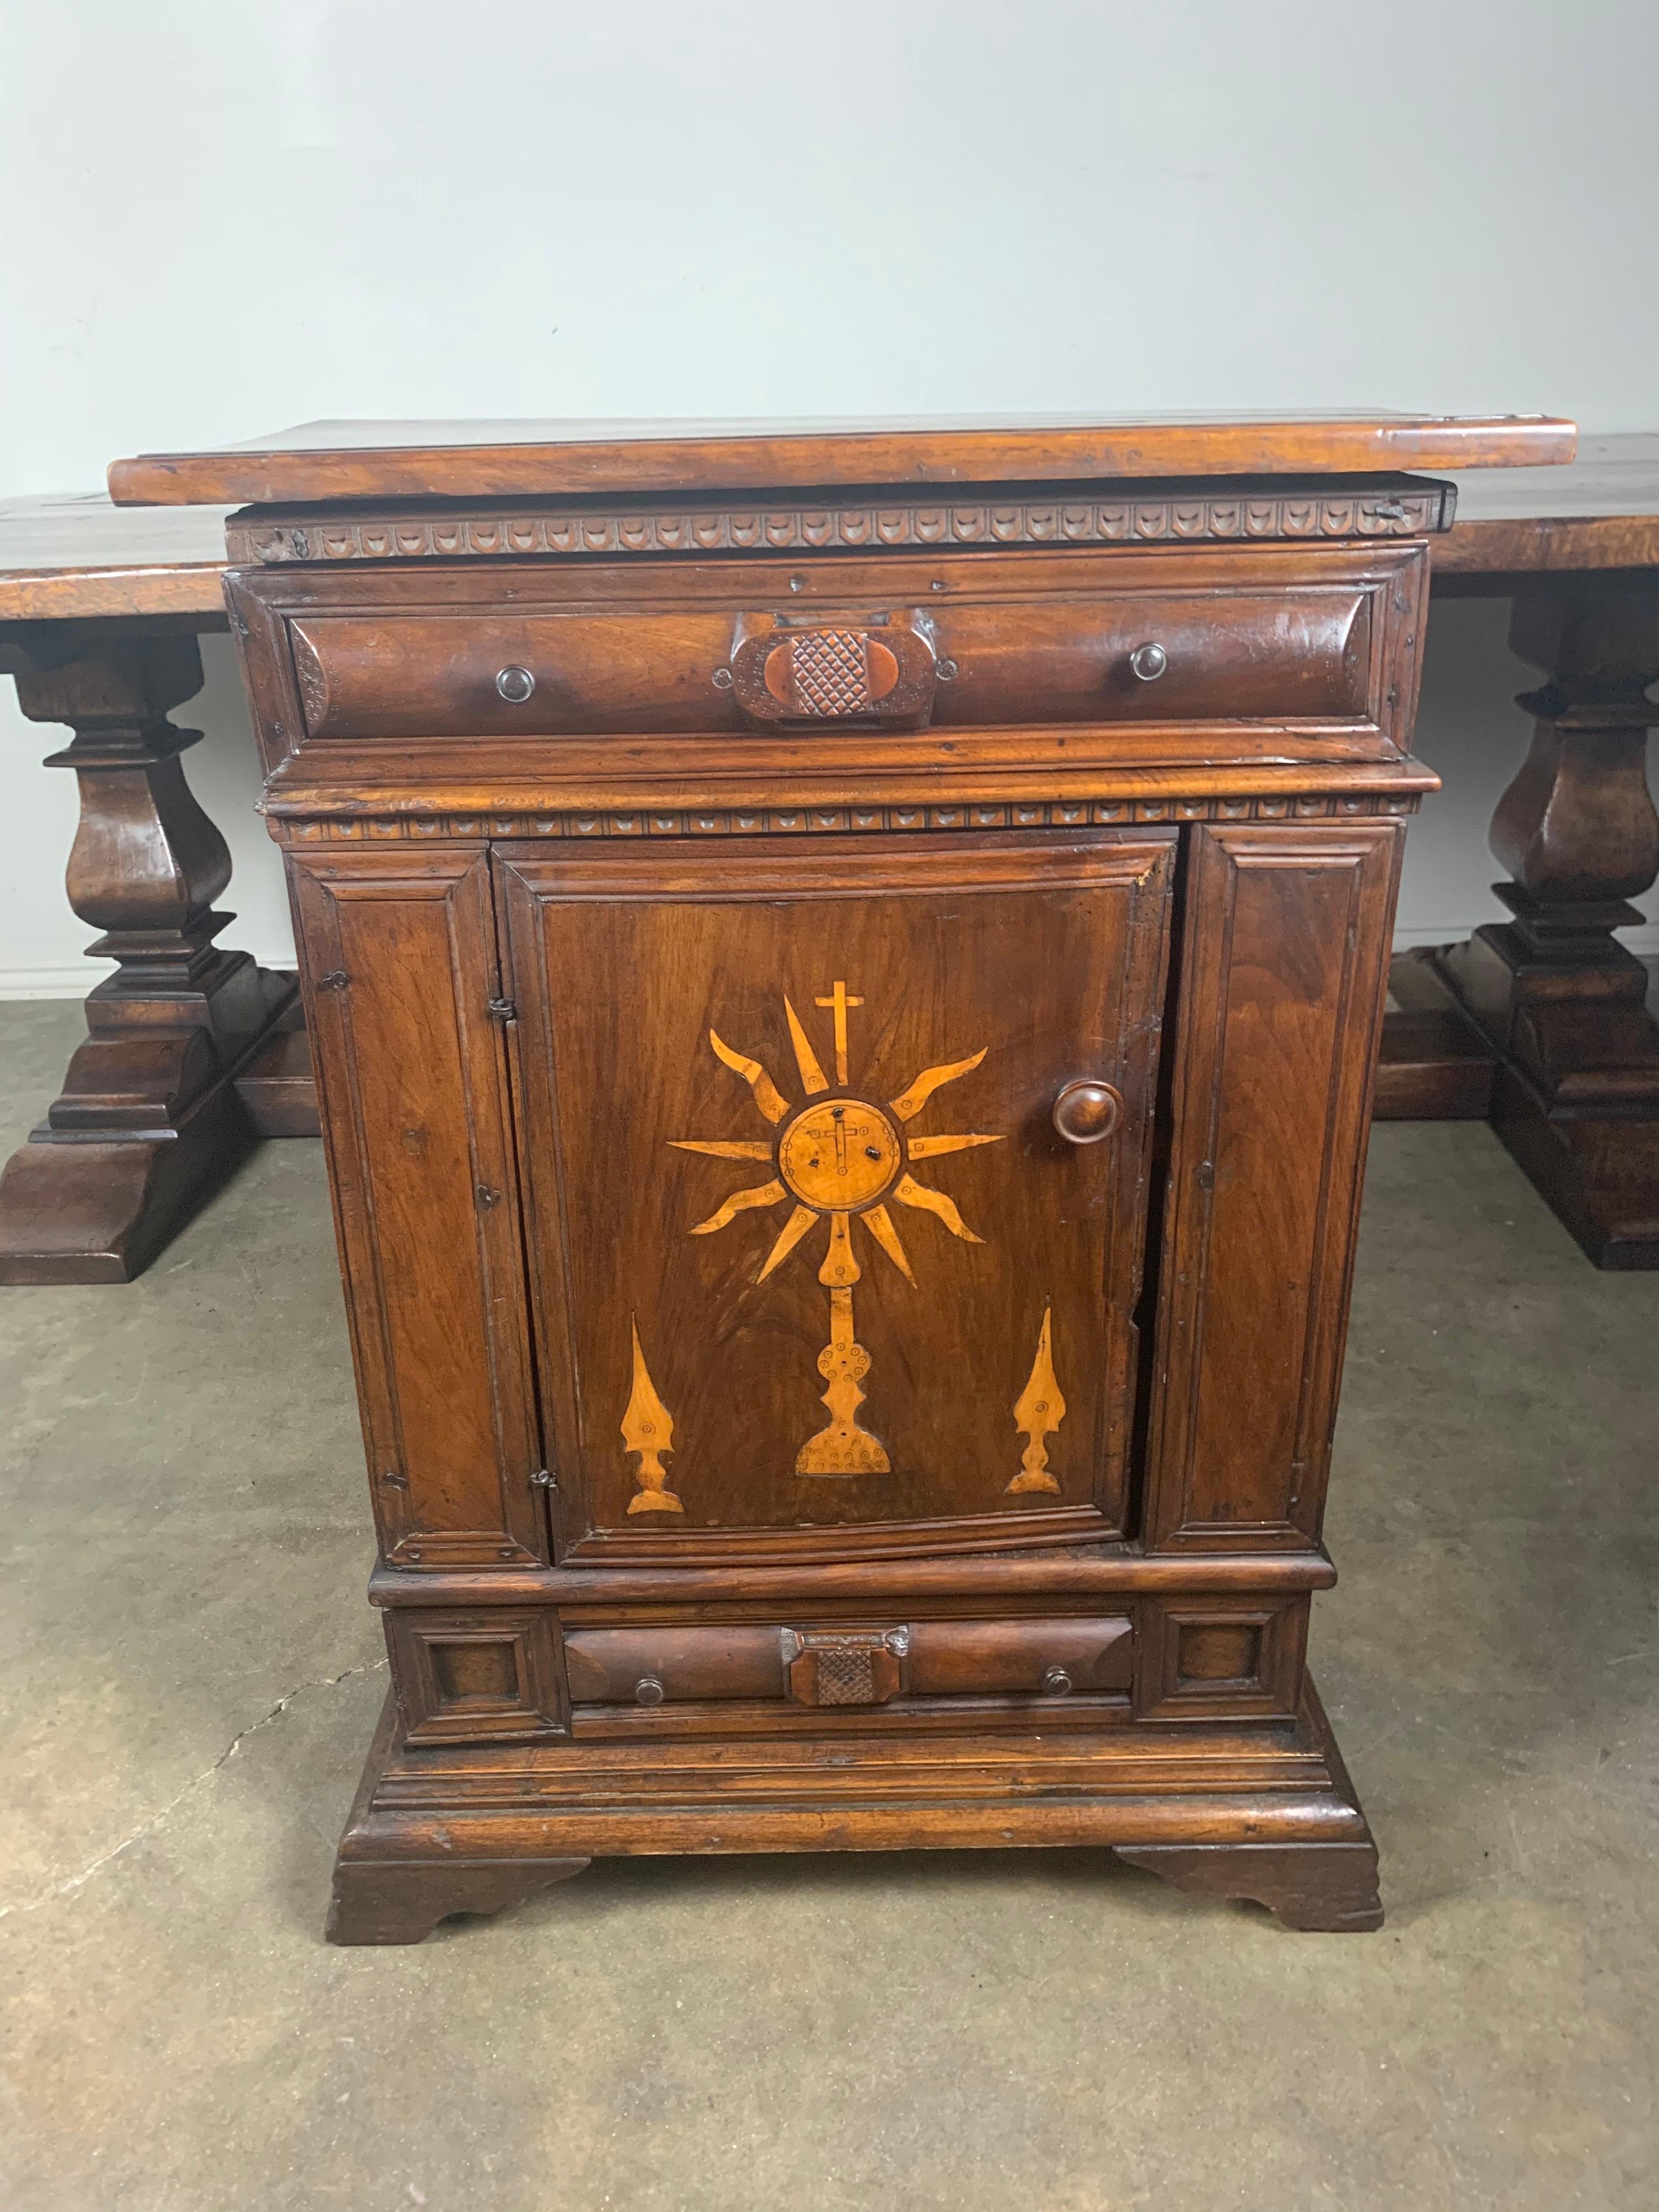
1427;578;1659;1267
0;624;299;1282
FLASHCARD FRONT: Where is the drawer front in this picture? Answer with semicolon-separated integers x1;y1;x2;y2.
291;608;735;739
562;1615;1134;1708
565;1623;780;1703
288;586;1369;739
252;542;1420;762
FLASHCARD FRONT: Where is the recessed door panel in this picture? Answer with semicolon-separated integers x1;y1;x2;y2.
288;846;545;1568
498;831;1175;1564
1144;818;1405;1551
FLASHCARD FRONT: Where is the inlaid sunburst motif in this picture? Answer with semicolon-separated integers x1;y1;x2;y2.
671;979;1003;1474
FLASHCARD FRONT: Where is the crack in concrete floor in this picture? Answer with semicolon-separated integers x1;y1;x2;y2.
0;1660;385;1923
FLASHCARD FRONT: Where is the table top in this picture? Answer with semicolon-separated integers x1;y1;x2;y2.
0;493;229;622
11;431;1659;629
106;411;1574;506
1433;432;1659;572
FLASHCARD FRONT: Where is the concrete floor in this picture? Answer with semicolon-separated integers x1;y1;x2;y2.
1;998;1656;2212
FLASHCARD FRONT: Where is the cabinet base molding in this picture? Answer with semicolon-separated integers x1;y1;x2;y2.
1114;1840;1383;1933
369;1548;1340;1609
327;1676;1379;1943
327;1857;593;1946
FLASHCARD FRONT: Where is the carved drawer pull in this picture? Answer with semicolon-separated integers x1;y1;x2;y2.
781;1626;910;1707
729;612;937;726
1052;1079;1123;1145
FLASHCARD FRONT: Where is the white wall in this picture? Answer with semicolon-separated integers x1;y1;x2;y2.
4;0;1657;990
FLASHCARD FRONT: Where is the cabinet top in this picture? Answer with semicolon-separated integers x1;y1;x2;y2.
107;411;1575;507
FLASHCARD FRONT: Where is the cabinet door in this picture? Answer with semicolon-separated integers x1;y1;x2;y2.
497;831;1175;1564
288;846;545;1568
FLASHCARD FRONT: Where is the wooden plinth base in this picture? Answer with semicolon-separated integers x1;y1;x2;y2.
1482;1065;1659;1270
1375;946;1659;1267
1433;924;1659;1270
234;999;321;1138
326;1678;1381;1944
0;968;298;1285
1375;951;1496;1120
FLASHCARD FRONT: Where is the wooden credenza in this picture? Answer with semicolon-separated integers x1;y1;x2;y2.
108;414;1572;1941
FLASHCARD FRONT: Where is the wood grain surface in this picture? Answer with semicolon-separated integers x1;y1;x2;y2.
107;410;1574;505
0;494;228;622
497;832;1175;1563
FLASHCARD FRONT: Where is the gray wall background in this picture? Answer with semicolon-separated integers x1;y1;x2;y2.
3;0;1656;989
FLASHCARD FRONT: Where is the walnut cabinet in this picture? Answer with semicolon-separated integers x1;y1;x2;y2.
106;412;1573;1939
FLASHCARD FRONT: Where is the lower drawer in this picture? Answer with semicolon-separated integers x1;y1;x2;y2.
562;1615;1134;1709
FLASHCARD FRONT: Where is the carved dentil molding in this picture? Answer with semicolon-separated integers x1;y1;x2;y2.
228;486;1450;568
270;791;1421;844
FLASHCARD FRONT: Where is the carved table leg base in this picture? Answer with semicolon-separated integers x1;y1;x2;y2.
0;629;305;1283
1485;1075;1659;1270
0;965;299;1285
1433;914;1659;1270
233;997;321;1137
1374;950;1497;1119
1419;579;1659;1269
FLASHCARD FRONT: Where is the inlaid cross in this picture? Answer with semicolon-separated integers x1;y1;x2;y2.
815;979;864;1085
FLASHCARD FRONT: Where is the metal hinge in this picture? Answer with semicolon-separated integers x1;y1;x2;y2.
487;997;517;1023
316;969;349;992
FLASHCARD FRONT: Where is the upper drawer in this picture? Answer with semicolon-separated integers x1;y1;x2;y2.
262;544;1420;749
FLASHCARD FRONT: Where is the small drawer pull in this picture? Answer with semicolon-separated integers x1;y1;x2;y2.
1052;1079;1123;1145
1129;641;1168;682
495;665;536;703
729;611;937;726
634;1675;665;1705
781;1626;909;1707
1042;1667;1073;1697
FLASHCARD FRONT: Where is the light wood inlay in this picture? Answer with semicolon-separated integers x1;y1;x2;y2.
1008;1305;1066;1496
671;982;1005;1475
622;1319;682;1515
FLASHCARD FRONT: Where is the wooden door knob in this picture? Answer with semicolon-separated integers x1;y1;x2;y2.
1052;1079;1122;1144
